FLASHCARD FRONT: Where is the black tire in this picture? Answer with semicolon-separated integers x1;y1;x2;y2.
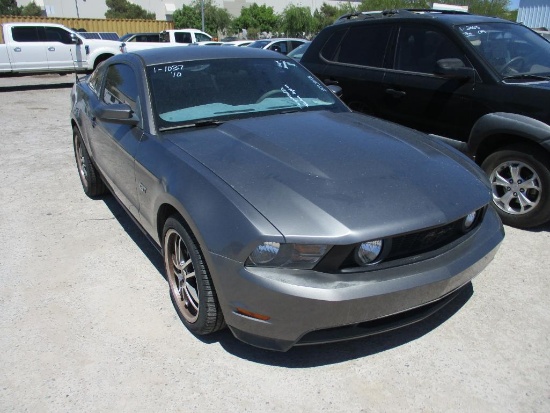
481;145;550;228
73;128;107;197
163;216;225;335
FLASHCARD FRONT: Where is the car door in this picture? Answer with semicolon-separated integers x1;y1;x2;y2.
43;26;80;70
90;62;143;216
320;24;394;115
381;24;478;140
7;25;48;70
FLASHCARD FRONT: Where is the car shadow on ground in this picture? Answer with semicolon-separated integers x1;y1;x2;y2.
0;81;74;92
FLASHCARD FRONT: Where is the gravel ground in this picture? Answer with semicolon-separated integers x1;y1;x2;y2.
1;74;549;413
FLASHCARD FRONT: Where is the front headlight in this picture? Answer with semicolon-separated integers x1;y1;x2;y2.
246;242;330;270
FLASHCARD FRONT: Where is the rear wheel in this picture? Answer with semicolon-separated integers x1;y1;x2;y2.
73;128;106;197
163;216;224;335
481;145;550;228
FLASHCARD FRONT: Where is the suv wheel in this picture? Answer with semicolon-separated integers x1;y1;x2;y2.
481;145;550;228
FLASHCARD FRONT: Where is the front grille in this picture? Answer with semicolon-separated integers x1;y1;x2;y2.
386;219;467;261
315;207;485;273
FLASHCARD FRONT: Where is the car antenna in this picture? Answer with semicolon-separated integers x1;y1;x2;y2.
70;49;80;84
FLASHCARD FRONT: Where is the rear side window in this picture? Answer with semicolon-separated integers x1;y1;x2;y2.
12;26;42;42
174;32;192;43
328;25;392;67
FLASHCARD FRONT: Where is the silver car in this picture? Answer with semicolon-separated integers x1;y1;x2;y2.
70;46;504;351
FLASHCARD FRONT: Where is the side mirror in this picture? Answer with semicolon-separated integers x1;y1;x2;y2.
96;103;139;125
435;58;475;80
328;84;343;98
70;33;82;45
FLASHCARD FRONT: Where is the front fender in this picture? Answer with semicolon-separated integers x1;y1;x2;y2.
84;45;120;69
469;112;550;155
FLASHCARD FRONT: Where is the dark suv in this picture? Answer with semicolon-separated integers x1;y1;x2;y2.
301;9;550;228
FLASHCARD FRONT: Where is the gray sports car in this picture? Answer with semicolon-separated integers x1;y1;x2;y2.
70;46;504;351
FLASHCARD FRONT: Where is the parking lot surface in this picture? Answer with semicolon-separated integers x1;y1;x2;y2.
1;74;549;412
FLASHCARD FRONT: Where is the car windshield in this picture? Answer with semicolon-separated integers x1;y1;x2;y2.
457;22;550;78
147;57;346;130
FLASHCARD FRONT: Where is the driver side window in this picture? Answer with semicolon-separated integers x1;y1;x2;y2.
395;27;467;74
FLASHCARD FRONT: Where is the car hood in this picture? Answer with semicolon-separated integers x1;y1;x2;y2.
167;111;490;242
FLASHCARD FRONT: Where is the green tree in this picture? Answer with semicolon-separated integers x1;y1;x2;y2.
173;1;232;36
105;0;156;20
0;0;21;15
359;0;429;11
313;2;357;32
232;3;279;34
281;5;314;37
20;1;42;16
173;4;201;29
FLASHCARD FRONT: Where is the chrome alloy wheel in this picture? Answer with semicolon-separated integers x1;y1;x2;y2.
74;135;89;189
164;228;199;323
489;160;541;215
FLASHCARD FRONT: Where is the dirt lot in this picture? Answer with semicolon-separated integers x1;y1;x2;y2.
1;74;549;412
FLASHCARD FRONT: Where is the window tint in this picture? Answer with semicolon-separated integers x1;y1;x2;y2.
320;29;347;61
269;41;288;54
395;27;466;74
195;33;211;42
334;25;392;67
12;26;42;42
88;64;106;96
175;32;192;43
103;64;139;113
44;27;74;44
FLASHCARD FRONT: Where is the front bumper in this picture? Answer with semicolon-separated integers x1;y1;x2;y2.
208;207;504;351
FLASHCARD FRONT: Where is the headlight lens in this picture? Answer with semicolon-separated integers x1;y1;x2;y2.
355;240;383;265
246;242;330;269
248;242;281;265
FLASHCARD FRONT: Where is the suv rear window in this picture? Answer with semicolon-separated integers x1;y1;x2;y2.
323;25;392;67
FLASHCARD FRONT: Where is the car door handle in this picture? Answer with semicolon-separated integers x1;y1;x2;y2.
386;88;406;98
91;116;97;128
48;47;56;52
13;47;21;52
324;79;339;86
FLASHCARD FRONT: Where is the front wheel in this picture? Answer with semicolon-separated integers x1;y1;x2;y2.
481;145;550;228
73;128;106;197
163;216;225;335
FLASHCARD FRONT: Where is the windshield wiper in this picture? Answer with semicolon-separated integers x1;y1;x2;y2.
159;119;224;132
503;74;550;81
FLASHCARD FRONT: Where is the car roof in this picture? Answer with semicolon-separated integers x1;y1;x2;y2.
333;9;510;27
125;45;285;65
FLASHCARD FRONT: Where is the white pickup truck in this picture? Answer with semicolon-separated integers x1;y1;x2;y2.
0;22;120;75
120;28;213;53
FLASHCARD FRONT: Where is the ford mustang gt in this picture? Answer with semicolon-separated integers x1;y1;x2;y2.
70;46;504;351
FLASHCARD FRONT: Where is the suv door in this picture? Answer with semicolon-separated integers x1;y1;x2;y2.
382;24;478;140
317;24;394;114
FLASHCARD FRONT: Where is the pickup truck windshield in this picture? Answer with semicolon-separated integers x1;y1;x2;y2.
147;57;346;130
458;22;550;77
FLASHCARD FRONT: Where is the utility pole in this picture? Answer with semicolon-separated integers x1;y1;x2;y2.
201;0;205;32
